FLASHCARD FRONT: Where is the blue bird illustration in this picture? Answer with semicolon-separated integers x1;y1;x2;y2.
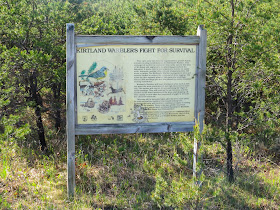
87;66;108;80
79;62;108;81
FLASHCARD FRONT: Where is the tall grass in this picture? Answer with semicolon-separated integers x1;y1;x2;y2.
0;122;279;209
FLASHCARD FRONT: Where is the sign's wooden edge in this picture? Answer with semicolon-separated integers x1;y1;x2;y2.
75;122;195;135
196;25;207;132
75;35;200;45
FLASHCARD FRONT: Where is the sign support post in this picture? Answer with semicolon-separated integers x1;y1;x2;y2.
193;25;207;179
66;23;76;198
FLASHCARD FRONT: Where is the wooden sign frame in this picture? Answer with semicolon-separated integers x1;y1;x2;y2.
66;23;206;197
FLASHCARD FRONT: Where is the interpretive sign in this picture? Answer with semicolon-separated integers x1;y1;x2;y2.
76;45;196;125
66;23;207;197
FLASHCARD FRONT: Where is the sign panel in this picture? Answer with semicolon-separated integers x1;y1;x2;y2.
76;45;196;125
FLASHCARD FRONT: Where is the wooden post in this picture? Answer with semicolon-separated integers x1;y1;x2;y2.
66;23;76;198
193;25;207;179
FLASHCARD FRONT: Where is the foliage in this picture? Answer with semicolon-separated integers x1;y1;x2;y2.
79;0;136;35
194;0;280;181
0;0;279;208
201;0;280;137
0;0;77;149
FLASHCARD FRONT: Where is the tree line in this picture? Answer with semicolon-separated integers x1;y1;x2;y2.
0;0;279;182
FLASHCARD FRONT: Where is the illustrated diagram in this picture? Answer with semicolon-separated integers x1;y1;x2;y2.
131;104;148;123
78;61;126;117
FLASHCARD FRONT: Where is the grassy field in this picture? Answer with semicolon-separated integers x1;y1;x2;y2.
0;131;279;209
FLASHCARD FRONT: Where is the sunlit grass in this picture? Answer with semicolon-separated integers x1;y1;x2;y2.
0;131;279;209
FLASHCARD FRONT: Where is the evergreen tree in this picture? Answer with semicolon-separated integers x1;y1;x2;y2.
198;0;280;182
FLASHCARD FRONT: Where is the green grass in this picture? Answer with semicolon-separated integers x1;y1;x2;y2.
0;131;279;209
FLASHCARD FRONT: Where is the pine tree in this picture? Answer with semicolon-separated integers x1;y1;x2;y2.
119;97;123;105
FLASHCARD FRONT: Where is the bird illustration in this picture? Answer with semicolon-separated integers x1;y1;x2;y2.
79;62;108;81
87;66;108;80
